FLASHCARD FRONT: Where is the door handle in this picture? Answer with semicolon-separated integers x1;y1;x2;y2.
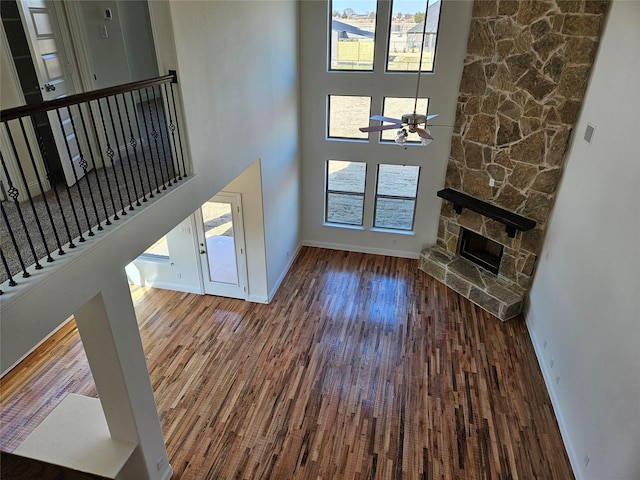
44;83;56;92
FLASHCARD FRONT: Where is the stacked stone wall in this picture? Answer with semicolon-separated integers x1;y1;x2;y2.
438;0;609;289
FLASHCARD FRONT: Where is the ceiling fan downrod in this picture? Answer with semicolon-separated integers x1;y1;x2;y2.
413;4;429;116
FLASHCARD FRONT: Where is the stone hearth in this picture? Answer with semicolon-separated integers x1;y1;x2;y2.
420;246;525;321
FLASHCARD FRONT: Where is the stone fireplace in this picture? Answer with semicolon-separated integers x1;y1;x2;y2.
419;0;608;320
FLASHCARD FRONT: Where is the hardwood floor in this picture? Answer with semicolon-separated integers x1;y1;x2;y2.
0;247;574;479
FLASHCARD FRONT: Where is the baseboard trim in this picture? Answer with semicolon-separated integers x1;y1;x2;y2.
526;316;580;480
267;244;303;302
301;240;420;259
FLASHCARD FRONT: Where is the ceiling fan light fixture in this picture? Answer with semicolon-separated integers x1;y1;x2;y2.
395;128;408;145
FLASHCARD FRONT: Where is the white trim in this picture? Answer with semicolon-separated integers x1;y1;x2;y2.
302;240;420;259
526;316;580;479
266;243;303;303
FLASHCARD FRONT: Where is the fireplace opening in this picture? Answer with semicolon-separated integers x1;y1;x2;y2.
459;228;503;274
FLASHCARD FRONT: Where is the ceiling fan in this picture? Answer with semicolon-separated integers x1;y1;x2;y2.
359;11;437;146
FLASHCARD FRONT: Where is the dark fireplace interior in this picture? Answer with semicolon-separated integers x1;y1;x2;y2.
459;228;504;274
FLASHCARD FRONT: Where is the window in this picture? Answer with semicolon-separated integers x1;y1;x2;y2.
328;95;371;140
374;164;420;230
387;0;442;72
325;160;366;225
141;236;170;260
329;1;377;71
380;96;429;143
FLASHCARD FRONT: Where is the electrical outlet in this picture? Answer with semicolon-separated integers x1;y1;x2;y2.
584;454;590;468
543;340;548;349
175;272;182;279
550;358;555;368
181;227;191;234
555;375;560;385
489;178;495;187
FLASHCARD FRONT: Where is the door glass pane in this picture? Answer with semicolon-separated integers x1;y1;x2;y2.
202;201;238;285
329;0;377;71
387;0;442;72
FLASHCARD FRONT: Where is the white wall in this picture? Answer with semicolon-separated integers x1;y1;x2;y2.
166;0;300;297
299;1;472;257
79;1;131;89
526;2;640;479
118;0;158;81
126;160;269;302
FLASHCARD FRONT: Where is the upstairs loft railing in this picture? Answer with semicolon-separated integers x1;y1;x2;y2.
0;71;187;292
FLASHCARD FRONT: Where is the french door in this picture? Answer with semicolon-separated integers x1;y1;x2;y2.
196;193;248;299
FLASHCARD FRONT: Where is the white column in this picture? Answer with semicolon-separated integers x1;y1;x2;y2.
74;273;171;480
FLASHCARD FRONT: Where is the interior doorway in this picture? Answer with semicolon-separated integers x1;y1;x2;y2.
196;193;248;299
17;0;86;186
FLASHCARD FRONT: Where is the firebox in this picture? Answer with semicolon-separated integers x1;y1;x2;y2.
459;228;503;274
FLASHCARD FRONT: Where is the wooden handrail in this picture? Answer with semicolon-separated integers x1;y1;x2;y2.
0;71;177;122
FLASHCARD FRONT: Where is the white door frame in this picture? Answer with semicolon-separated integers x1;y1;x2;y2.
195;192;249;300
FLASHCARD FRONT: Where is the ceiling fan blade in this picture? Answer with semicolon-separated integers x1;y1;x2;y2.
370;114;402;124
415;127;433;140
426;114;439;121
360;124;402;133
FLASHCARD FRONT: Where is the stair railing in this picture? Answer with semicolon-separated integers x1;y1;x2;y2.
0;71;187;291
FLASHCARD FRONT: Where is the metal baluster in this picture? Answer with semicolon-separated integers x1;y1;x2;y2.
17;118;56;262
140;88;162;195
1;248;17;287
161;83;180;181
88;100;116;224
151;85;173;186
0;152;36;276
69;103;102;231
96;98;125;219
114;93;141;208
105;95;133;214
130;90;154;200
168;82;187;178
29;117;71;254
145;88;167;193
64;106;96;236
76;103;107;230
54;108;88;242
3;124;47;268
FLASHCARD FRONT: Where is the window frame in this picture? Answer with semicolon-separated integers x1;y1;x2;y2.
385;0;443;73
327;94;372;141
324;159;367;227
328;0;378;72
372;164;421;232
